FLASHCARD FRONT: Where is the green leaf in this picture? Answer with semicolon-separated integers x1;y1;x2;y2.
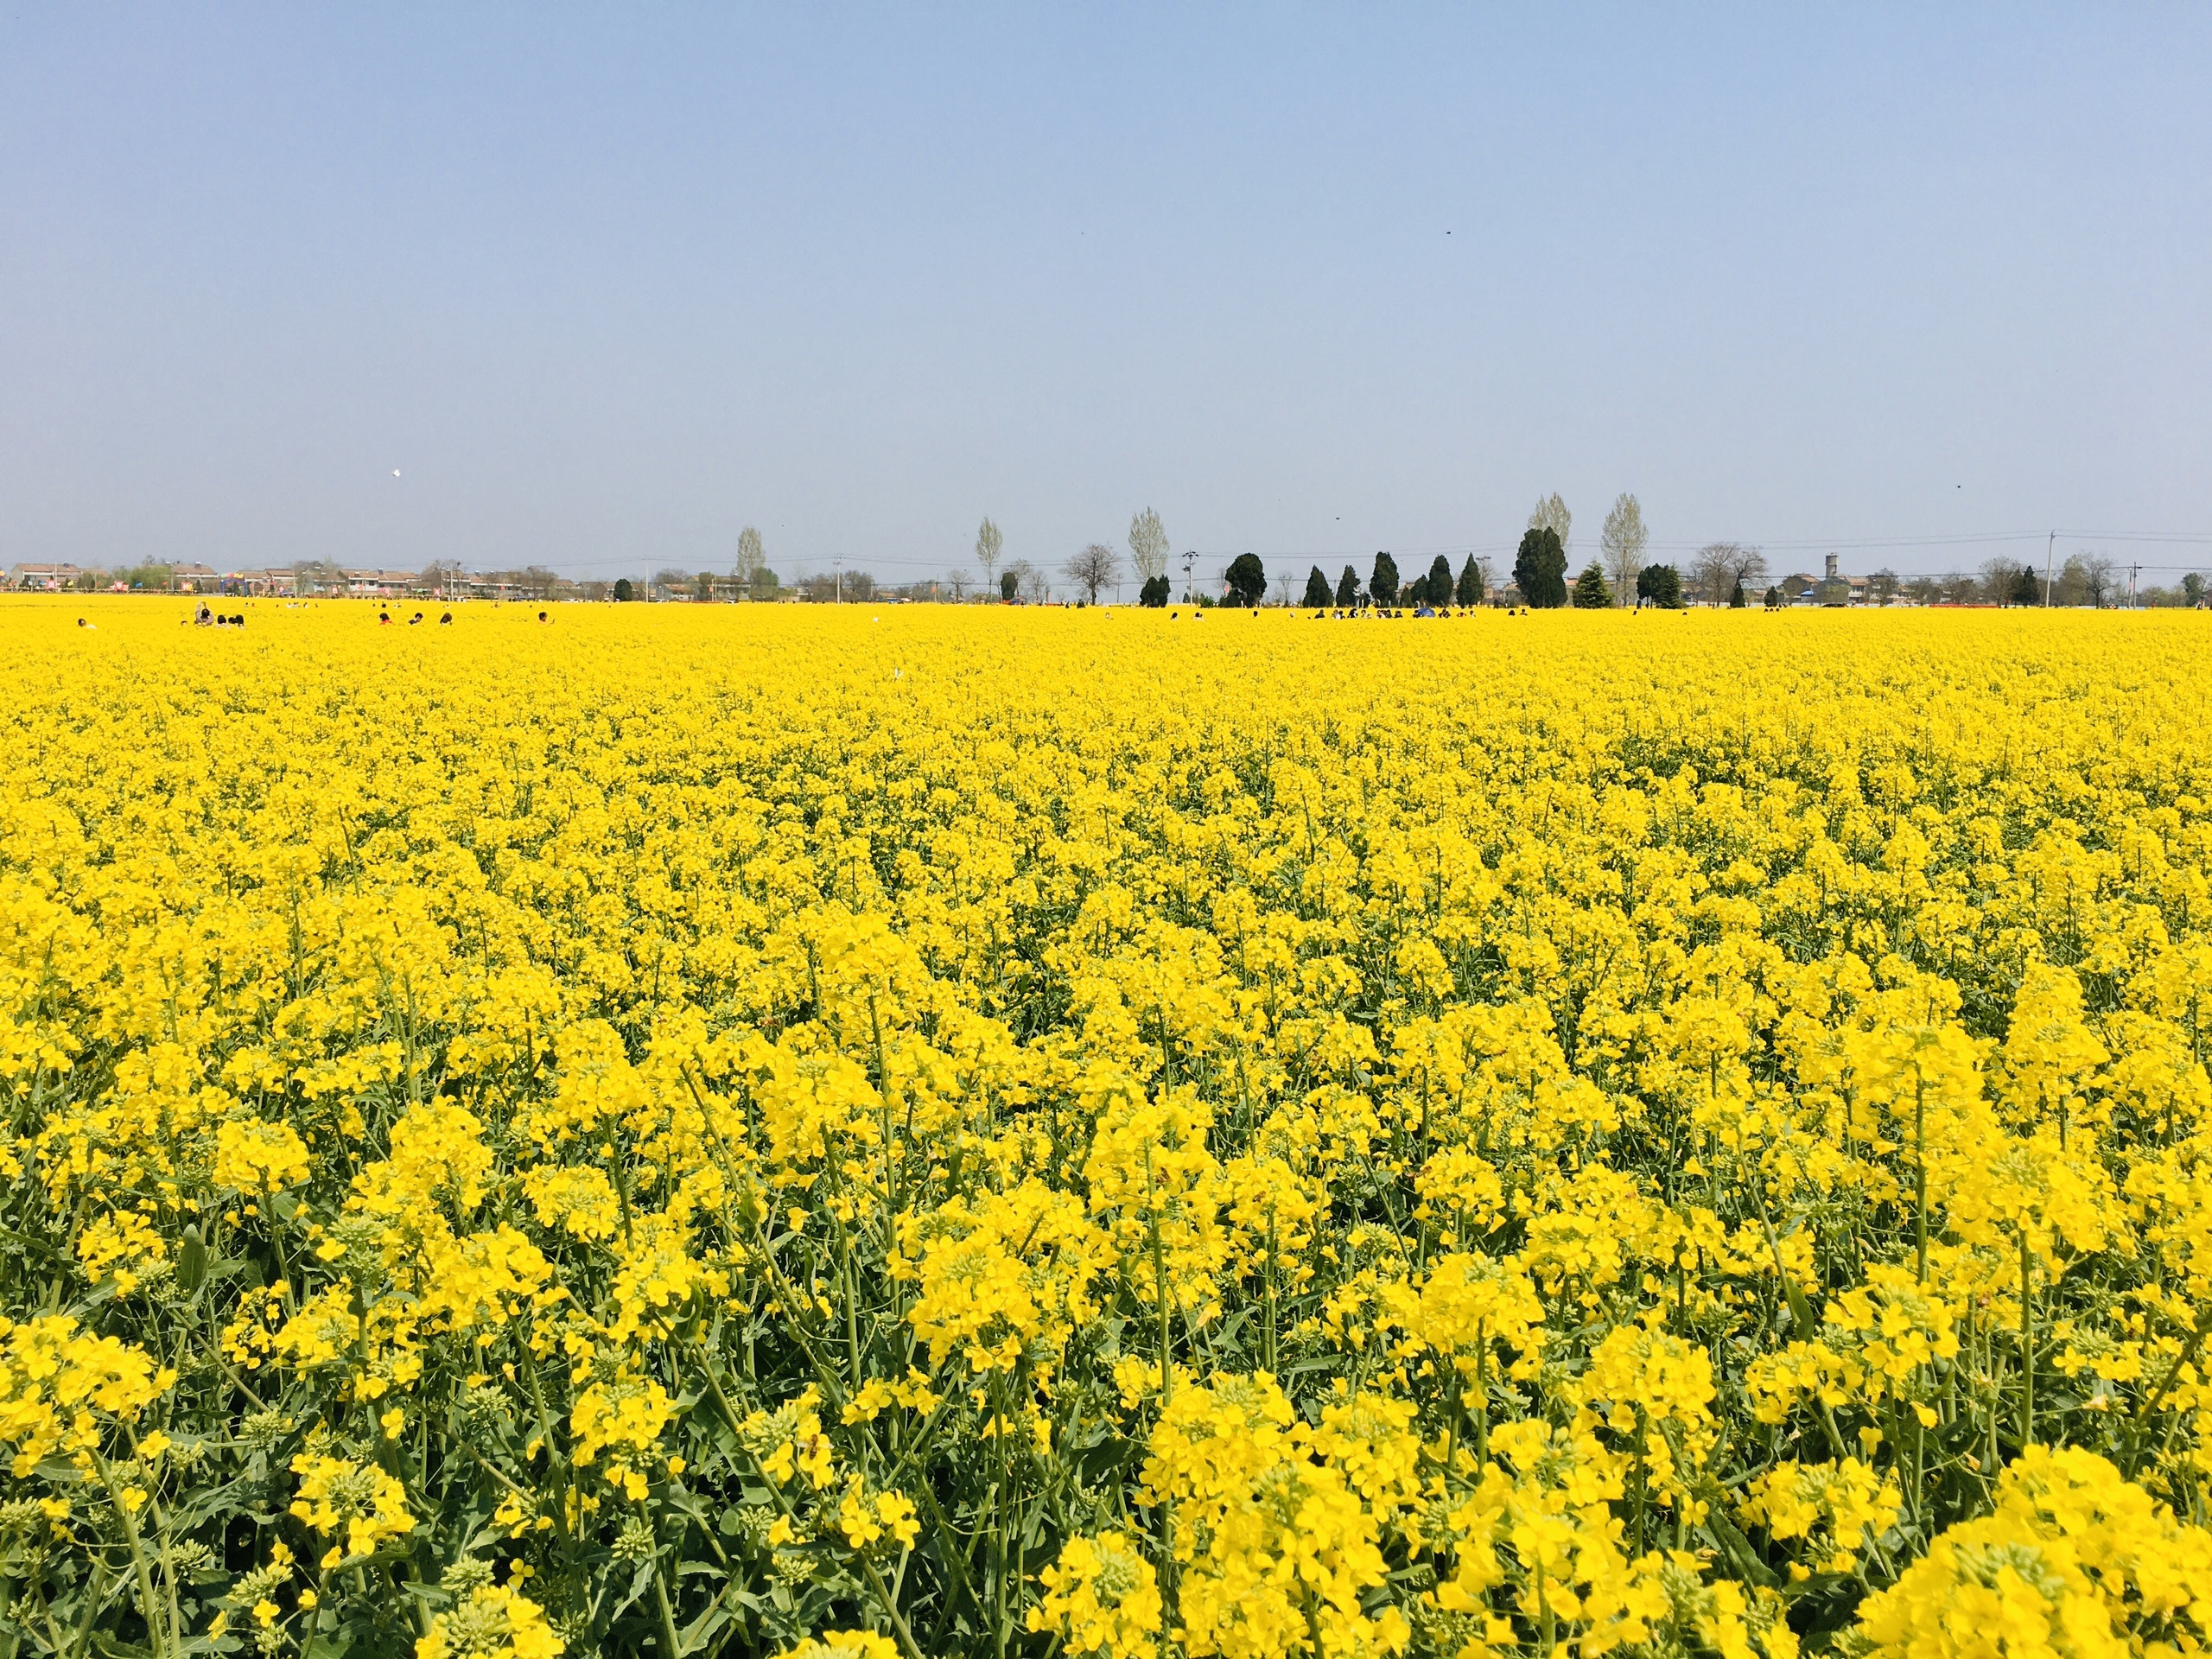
1783;1276;1820;1343
1701;1509;1781;1591
178;1230;207;1309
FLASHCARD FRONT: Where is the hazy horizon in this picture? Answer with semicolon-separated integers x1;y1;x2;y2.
5;6;2209;585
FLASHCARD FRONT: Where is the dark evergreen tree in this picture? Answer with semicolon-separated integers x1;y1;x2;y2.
613;578;634;602
1001;570;1020;602
1764;586;1783;608
1456;555;1484;607
2011;566;2042;607
1371;552;1400;607
1302;566;1333;608
1635;564;1681;607
1513;528;1568;608
1426;555;1454;607
1140;575;1171;607
1225;553;1268;607
1572;563;1611;608
1336;565;1360;608
1729;577;1746;607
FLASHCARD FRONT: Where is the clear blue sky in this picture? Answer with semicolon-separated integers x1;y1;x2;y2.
4;5;2208;584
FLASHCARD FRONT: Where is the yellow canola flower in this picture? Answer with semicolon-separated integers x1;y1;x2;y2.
1739;1458;1902;1573
901;1179;1109;1376
213;1115;311;1193
1030;1530;1164;1657
1142;1371;1415;1658
288;1452;414;1560
9;601;2212;1653
1853;1446;2212;1659
415;1585;563;1659
741;1387;836;1491
835;1484;918;1553
0;1314;173;1475
770;1635;900;1659
569;1372;674;1500
73;1210;166;1289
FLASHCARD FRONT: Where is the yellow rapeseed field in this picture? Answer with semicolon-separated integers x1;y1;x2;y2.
6;594;2212;1659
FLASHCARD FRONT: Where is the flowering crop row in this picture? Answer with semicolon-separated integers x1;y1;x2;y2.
4;598;2212;1659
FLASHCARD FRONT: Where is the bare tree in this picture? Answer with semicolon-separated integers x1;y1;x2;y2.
1599;494;1647;608
416;558;465;598
1128;507;1169;585
1692;543;1754;606
1867;568;1900;606
1980;556;2036;604
976;518;1004;588
1063;543;1121;603
294;557;346;597
1529;493;1572;563
734;526;766;595
1020;562;1049;603
2082;554;2116;607
945;569;970;602
1688;543;1770;606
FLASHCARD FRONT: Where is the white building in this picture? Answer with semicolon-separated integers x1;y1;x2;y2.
9;563;82;591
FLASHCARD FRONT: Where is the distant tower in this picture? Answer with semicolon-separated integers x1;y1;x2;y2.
1824;551;1839;581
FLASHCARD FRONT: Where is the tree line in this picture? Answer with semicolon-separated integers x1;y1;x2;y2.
614;510;2207;609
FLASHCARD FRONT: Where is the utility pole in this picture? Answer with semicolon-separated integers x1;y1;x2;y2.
2130;563;2140;607
2045;531;2056;607
1179;550;1197;604
834;556;843;604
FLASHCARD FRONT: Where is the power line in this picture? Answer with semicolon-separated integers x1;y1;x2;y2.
1643;531;2047;550
2053;531;2212;544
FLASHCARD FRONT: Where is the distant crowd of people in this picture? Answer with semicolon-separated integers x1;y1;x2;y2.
65;601;575;632
1309;604;1531;618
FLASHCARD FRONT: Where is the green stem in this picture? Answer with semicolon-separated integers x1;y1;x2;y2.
2019;1230;2034;1450
1915;1074;1929;1284
651;1542;684;1659
92;1453;171;1659
859;1554;928;1659
1141;1143;1179;1655
991;1372;1008;1659
2133;1305;2212;1430
1263;1207;1279;1376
